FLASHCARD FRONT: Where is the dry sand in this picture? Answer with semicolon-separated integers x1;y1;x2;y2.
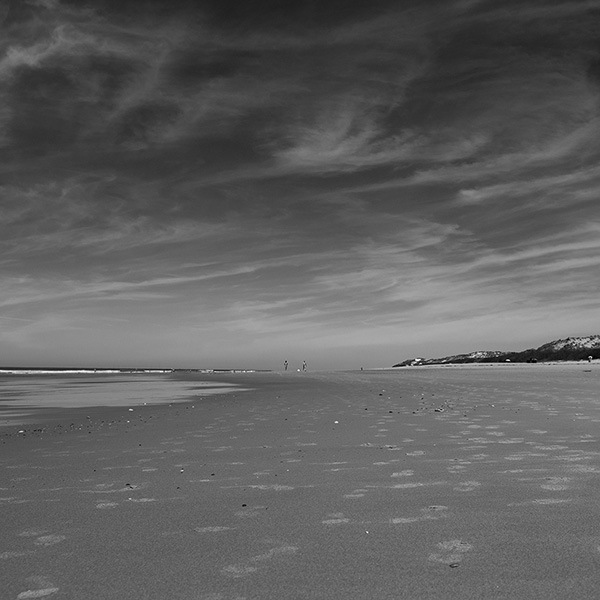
2;364;600;599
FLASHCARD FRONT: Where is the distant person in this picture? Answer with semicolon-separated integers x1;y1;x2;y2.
302;360;307;371
284;360;288;371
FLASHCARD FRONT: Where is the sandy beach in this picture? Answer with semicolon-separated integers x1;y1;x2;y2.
2;365;600;599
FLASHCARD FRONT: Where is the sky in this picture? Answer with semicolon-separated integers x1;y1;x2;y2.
1;0;600;370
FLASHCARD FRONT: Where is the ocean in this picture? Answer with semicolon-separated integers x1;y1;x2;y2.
0;371;247;427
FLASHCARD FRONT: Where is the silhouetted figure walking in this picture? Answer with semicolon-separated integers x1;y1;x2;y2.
302;360;307;371
284;360;288;371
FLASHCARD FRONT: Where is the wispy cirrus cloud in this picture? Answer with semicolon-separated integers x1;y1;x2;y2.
2;0;600;367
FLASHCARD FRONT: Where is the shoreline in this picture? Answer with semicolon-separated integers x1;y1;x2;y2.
2;362;599;432
0;371;254;429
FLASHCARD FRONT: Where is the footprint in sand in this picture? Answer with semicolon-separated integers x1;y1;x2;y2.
541;477;570;491
453;481;481;492
221;565;258;578
343;489;367;499
322;512;351;525
391;506;449;525
96;502;119;509
391;470;414;478
428;540;472;566
0;551;34;560
16;576;59;599
571;465;600;474
447;465;468;473
18;530;47;538
127;498;157;503
508;498;572;506
222;544;298;578
198;594;247;600
234;505;268;518
34;535;65;547
17;589;59;599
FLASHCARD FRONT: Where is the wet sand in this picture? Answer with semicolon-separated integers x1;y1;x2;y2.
2;365;600;599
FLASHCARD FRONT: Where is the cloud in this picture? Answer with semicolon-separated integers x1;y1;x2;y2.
456;165;600;206
0;262;271;311
2;0;600;367
2;0;595;175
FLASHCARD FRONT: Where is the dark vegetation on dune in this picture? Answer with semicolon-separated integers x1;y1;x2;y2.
394;336;600;367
